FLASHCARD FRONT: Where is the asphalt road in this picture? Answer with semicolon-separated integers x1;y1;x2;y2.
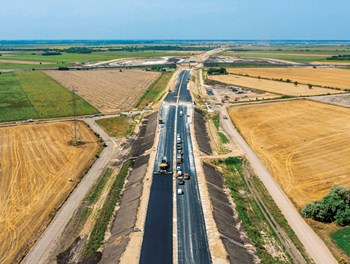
164;70;189;103
140;70;210;264
139;105;175;264
176;105;211;264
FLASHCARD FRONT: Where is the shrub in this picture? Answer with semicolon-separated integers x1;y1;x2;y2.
301;186;350;226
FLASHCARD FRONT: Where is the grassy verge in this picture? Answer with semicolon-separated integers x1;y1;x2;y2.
218;131;229;144
212;113;229;144
331;228;350;256
96;115;137;138
247;162;313;263
83;160;133;256
136;71;174;109
214;157;290;263
213;157;313;263
78;168;114;229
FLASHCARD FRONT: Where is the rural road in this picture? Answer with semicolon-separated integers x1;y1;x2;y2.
219;106;337;264
22;118;118;264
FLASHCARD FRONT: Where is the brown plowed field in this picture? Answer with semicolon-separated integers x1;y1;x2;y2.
227;67;350;89
229;100;350;208
46;70;159;114
0;122;99;264
208;75;343;96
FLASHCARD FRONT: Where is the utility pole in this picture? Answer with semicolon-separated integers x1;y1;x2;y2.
70;86;82;145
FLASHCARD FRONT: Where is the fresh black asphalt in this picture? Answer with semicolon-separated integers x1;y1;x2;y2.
139;106;175;264
176;105;211;264
140;70;211;264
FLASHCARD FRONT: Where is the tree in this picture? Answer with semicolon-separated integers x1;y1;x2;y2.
335;207;350;226
301;186;350;226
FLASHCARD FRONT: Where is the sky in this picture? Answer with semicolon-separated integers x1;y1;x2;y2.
1;0;349;40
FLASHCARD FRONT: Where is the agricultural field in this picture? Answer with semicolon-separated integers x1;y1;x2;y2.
46;69;160;114
208;74;342;96
0;50;196;68
0;59;52;65
229;100;350;208
0;71;98;122
227;67;350;90
220;51;332;63
331;228;350;256
0;121;99;264
219;45;350;63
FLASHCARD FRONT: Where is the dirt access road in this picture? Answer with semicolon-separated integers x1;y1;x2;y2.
22;117;118;264
219;106;337;264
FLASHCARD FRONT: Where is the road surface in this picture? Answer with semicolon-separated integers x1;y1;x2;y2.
139;105;175;264
139;70;211;264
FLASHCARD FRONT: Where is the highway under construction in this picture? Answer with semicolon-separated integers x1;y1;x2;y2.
139;70;211;263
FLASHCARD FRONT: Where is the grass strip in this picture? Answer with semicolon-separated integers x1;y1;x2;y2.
96;115;136;138
136;71;173;109
83;160;133;256
212;113;230;144
215;157;291;263
218;131;229;144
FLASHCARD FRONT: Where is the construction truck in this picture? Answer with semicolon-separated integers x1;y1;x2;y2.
159;157;169;173
184;173;190;180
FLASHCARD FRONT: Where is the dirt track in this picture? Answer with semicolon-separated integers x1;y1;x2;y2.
46;70;159;114
0;122;99;264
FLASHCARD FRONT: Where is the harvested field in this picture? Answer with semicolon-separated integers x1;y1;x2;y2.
227;67;350;89
208;75;343;96
229;100;350;208
0;122;99;264
46;70;160;114
311;61;350;65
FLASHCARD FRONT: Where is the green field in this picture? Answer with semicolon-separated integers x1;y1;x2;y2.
220;45;350;63
0;72;38;121
0;71;98;122
0;50;194;68
331;228;350;256
96;115;137;138
0;63;57;69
